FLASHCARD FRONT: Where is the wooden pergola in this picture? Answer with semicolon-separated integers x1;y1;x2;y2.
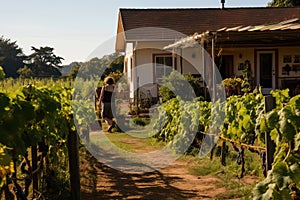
164;18;300;98
165;18;300;49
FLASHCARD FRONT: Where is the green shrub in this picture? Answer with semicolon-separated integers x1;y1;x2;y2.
159;72;203;102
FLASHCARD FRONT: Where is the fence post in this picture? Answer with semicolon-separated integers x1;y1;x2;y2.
67;118;81;200
26;84;38;197
136;76;140;115
264;95;276;172
31;145;38;196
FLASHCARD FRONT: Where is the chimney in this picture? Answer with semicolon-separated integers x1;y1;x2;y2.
221;0;225;9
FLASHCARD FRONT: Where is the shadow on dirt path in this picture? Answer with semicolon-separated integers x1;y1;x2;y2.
80;147;224;200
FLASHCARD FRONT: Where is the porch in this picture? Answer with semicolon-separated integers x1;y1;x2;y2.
164;18;300;96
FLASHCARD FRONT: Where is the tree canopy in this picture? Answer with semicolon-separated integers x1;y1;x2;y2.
0;36;124;79
0;36;26;78
70;53;124;80
26;46;64;77
268;0;300;7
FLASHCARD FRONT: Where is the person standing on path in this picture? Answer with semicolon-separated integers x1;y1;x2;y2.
99;76;115;132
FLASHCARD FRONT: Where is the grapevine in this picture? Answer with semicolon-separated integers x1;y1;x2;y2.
2;75;300;200
153;89;265;177
253;93;300;200
0;80;75;199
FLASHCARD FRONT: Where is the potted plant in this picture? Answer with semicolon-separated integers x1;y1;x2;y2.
222;77;243;96
233;77;242;95
222;78;235;90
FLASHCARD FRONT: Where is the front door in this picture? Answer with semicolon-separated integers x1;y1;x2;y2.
256;51;276;94
218;55;234;79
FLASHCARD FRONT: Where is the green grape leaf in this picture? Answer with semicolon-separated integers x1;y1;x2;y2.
290;116;300;130
253;181;269;200
273;161;289;177
266;110;279;130
260;117;268;132
280;105;295;120
294;133;300;151
0;147;12;166
290;163;300;184
270;128;279;144
271;89;290;107
242;114;251;130
262;183;278;200
279;119;296;142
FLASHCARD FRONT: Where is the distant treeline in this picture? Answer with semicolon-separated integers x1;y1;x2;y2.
0;36;124;79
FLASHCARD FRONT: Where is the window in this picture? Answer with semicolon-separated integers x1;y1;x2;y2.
154;54;174;83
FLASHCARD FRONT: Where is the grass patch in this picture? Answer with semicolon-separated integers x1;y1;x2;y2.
184;146;264;199
90;132;164;153
130;116;150;126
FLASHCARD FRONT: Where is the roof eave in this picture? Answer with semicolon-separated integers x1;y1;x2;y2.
115;11;126;52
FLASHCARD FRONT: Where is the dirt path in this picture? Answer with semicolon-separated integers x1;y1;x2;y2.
80;132;229;199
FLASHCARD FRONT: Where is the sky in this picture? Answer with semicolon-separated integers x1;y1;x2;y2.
1;0;271;65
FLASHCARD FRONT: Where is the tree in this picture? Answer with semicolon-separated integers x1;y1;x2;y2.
27;46;64;77
268;0;300;7
102;53;124;78
73;53;124;80
69;65;80;80
0;36;26;78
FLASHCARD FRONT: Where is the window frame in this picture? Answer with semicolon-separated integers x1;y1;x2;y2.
153;53;176;83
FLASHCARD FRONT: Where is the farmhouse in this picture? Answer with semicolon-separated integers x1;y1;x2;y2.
116;6;300;101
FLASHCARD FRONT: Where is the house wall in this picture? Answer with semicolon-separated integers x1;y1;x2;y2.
124;43;134;99
278;46;300;78
221;46;300;91
171;46;255;79
127;41;176;99
220;47;255;77
277;46;300;93
125;39;300;99
135;48;157;98
175;46;255;82
180;47;203;75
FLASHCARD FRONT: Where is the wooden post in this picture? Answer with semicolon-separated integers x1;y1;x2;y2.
201;39;207;100
265;95;276;172
25;84;38;197
31;145;38;196
136;76;139;115
212;34;216;101
67;120;81;200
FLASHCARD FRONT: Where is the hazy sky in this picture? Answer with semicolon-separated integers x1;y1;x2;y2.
1;0;271;64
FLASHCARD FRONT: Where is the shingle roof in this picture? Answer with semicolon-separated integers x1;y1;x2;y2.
118;7;300;39
164;18;300;49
